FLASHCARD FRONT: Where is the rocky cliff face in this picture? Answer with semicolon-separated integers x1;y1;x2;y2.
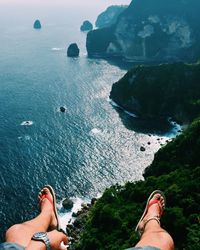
87;0;200;62
110;62;200;123
95;5;127;29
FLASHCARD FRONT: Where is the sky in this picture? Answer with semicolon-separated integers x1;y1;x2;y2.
0;0;131;7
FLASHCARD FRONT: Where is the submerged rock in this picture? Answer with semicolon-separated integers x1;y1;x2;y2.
62;198;73;210
80;20;93;31
33;20;42;29
67;43;80;57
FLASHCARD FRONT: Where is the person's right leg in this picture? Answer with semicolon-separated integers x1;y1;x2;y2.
135;192;174;250
5;187;58;247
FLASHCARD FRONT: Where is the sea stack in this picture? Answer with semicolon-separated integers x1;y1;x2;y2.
67;43;80;57
80;20;93;31
33;20;42;29
60;107;66;113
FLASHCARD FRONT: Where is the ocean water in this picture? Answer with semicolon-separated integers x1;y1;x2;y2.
0;1;179;241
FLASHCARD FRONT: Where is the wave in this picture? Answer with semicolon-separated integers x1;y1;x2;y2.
90;128;102;134
20;121;33;126
57;197;90;232
51;48;63;51
109;99;137;118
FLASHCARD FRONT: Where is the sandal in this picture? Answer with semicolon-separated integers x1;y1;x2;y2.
135;190;166;236
39;185;60;230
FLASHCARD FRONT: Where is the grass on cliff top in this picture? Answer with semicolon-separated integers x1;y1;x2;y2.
75;118;200;250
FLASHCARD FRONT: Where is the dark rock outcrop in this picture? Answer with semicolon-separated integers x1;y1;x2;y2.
67;43;80;57
60;107;66;113
95;5;127;28
33;20;42;29
87;0;200;63
66;200;96;249
62;198;73;210
110;62;200;123
80;20;93;31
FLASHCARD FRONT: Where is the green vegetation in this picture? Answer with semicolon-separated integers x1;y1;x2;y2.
75;118;200;250
110;62;200;123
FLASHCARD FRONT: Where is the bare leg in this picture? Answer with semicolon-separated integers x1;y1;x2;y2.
5;188;58;247
135;194;174;250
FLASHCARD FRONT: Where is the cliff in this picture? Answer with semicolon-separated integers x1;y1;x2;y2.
87;0;200;62
95;5;127;29
110;62;200;124
74;118;200;250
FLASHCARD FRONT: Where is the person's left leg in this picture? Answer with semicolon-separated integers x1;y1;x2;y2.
5;187;58;247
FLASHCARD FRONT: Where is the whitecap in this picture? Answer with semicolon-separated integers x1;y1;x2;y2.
17;135;31;140
20;121;33;126
25;135;31;140
51;48;63;51
91;128;102;134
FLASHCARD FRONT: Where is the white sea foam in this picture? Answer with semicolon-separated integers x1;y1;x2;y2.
57;197;90;232
124;110;137;118
165;118;183;138
20;121;33;126
18;135;31;140
110;99;138;118
109;99;120;108
51;48;63;51
91;128;102;134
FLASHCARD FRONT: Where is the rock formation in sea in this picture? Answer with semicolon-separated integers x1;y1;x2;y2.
80;20;93;31
60;107;66;113
67;43;80;57
87;0;200;63
95;5;127;29
33;20;42;29
62;198;73;210
110;62;200;123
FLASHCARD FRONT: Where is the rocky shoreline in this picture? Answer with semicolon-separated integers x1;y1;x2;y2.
66;198;97;249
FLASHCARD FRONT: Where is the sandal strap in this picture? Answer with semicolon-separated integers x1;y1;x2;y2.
139;216;160;235
147;199;164;216
40;193;54;207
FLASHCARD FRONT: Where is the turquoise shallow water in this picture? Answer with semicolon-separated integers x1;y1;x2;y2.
0;2;177;240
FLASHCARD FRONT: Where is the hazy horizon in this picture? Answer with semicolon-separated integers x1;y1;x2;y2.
0;0;131;7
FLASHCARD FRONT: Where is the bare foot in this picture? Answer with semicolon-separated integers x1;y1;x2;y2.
38;188;58;230
137;193;165;234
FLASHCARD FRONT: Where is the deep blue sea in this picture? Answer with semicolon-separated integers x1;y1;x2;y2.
0;1;179;240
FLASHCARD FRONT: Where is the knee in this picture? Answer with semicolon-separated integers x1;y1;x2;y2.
159;230;174;250
5;224;23;242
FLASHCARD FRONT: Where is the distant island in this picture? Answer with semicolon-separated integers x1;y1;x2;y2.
80;20;93;32
33;20;42;29
87;0;200;63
